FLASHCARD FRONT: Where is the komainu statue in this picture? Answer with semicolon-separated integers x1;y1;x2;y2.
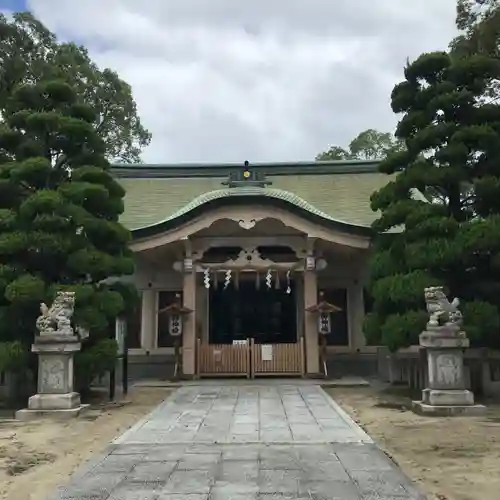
424;286;462;329
36;291;75;335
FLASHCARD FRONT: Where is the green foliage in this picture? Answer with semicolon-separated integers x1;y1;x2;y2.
365;310;428;352
0;12;151;162
316;145;351;161
75;338;118;393
0;79;135;348
109;281;141;314
462;300;500;345
316;129;404;161
451;1;500;103
368;46;500;351
0;341;28;373
5;274;45;304
452;0;500;57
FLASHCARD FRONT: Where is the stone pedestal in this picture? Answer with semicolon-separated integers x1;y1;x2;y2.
16;334;88;421
412;327;486;416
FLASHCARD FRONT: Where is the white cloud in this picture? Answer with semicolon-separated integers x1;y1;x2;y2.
28;0;459;163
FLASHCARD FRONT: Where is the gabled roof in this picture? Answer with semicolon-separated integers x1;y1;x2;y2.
112;160;392;236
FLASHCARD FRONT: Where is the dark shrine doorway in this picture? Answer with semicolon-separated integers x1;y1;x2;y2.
209;276;297;344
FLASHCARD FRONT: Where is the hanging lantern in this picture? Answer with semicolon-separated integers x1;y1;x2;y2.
306;291;342;336
318;312;331;334
306;291;342;376
158;295;193;337
157;295;192;379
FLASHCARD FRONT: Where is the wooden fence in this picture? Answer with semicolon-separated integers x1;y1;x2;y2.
195;338;305;378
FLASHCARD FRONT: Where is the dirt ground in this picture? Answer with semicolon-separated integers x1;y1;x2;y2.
0;386;173;500
325;385;500;500
1;384;496;500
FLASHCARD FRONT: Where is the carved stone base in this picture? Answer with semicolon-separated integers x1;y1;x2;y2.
421;388;474;406
16;392;89;421
15;404;89;421
412;400;486;417
412;388;486;416
27;391;81;410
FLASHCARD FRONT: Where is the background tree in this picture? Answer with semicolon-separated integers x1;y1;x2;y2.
316;129;404;161
452;0;500;57
365;50;500;351
316;145;350;160
0;79;136;382
451;0;500;102
0;12;151;163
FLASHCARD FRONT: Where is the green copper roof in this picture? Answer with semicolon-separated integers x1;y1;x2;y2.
153;187;350;227
112;160;392;233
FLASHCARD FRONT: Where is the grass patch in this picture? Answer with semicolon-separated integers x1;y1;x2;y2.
0;445;56;476
5;452;56;475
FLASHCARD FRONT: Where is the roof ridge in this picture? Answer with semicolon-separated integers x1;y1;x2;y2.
112;159;380;168
112;160;382;178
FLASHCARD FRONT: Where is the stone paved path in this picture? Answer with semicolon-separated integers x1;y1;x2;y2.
50;383;425;499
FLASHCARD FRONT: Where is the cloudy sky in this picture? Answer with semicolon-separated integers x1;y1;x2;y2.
2;0;459;163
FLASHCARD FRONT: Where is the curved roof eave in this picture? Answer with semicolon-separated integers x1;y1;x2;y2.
130;187;374;240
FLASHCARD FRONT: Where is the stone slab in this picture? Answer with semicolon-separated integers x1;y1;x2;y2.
46;383;426;499
27;392;81;410
32;334;80;349
419;332;469;349
422;388;474;406
322;376;370;387
15;404;89;421
412;400;487;417
132;378;369;388
113;384;372;445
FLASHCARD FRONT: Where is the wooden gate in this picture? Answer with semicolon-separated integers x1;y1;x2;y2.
250;338;305;377
195;338;305;377
196;338;250;377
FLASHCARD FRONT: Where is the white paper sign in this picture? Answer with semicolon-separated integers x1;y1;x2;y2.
261;344;273;361
233;340;248;345
115;318;127;356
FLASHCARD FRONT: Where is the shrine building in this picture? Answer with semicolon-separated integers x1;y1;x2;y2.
114;160;391;379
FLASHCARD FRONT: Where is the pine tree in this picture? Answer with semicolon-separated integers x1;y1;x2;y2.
0;80;135;352
365;51;500;351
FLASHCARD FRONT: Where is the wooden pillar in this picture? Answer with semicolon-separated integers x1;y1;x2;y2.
182;249;197;376
140;289;156;351
304;267;319;374
348;281;365;351
295;277;305;341
197;283;209;344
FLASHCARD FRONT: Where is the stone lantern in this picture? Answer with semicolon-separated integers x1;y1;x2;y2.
306;291;342;376
158;294;192;378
